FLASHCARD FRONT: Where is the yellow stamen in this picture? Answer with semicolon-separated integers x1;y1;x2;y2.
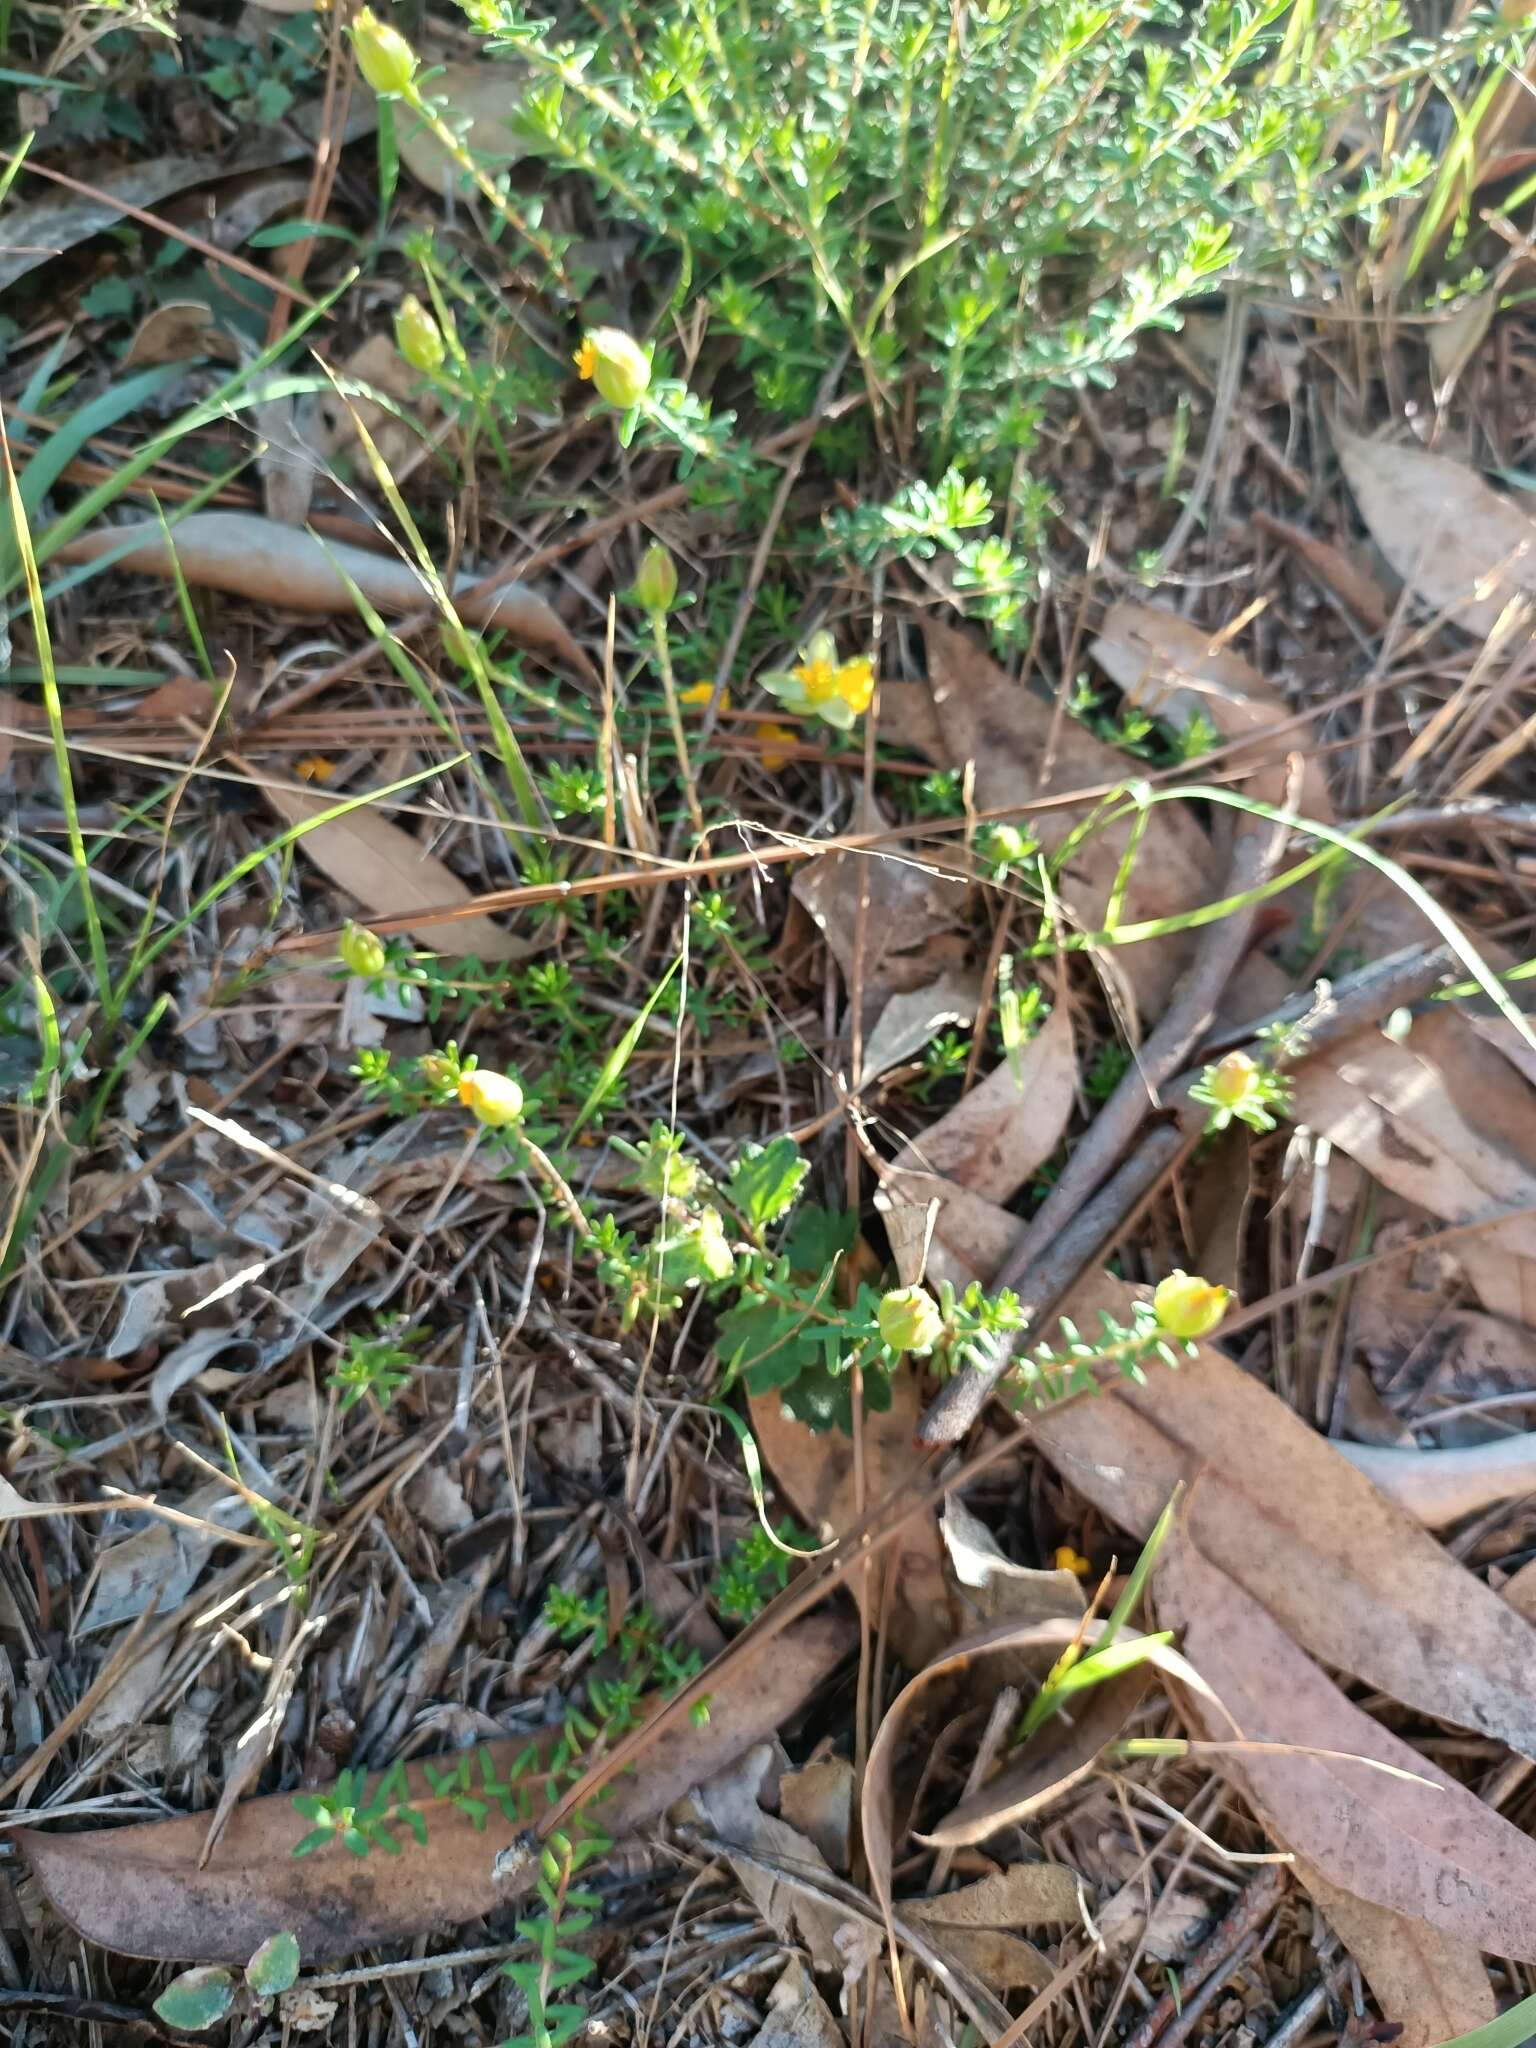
794;657;838;703
573;337;598;380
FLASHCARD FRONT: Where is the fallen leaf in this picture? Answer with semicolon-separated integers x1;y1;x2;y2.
320;333;443;477
1156;1536;1536;1959
878;1003;1075;1291
792;796;963;1007
939;1496;1085;1627
860;969;983;1085
915;1926;1052;1991
1027;1268;1536;1758
124;301;240;368
748;1369;959;1669
54;511;595;680
780;1755;856;1875
398;60;532;190
1333;1433;1536;1530
1336;429;1536;641
692;1742;848;1970
1097;1883;1208;1962
1428;290;1496;398
261;782;535;961
749;1961;847;2048
19;1611;853;1963
893;618;1213;1021
1091;602;1330;815
1294;1857;1496;2048
921;1665;1151;1849
1250;509;1392;631
903;1861;1082;1929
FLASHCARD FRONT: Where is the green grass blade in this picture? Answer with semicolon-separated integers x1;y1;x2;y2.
1432;1990;1536;2048
23;971;59;1105
1;414;111;1009
1099;1484;1181;1655
567;956;682;1139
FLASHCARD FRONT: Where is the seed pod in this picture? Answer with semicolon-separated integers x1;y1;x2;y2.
877;1284;944;1356
395;293;446;374
351;8;419;96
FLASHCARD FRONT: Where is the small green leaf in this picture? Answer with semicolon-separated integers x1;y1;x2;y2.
724;1136;808;1232
246;1930;300;1997
153;1966;236;2031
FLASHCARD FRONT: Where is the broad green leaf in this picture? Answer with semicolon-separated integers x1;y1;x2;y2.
246;1930;300;1997
724;1136;808;1233
153;1966;236;2032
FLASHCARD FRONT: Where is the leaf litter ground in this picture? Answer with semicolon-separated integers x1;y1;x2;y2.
10;12;1536;2048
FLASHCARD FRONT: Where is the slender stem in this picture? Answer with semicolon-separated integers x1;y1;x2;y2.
649;611;706;838
403;89;571;290
522;1136;591;1237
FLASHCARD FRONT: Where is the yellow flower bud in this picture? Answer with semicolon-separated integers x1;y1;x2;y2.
1208;1050;1258;1107
573;326;651;408
395;293;445;374
1152;1271;1231;1343
633;542;678;615
877;1285;945;1356
458;1068;525;1129
351;8;418;97
339;922;387;978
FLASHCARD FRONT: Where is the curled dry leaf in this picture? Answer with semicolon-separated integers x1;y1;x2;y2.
792;794;963;1007
940;1496;1085;1628
902;1859;1082;1929
260;780;537;963
1336;1433;1536;1530
779;1755;856;1875
861;1615;1197;1918
1294;1856;1495;2048
18;1611;853;1963
124;301;240;369
1335;428;1536;641
1156;1536;1536;1959
54;511;596;681
859;968;983;1085
691;1742;849;1971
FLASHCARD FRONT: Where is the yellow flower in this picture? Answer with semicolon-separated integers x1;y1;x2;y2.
793;654;840;704
294;754;337;782
1053;1546;1092;1578
681;682;729;711
761;630;875;732
834;655;874;715
756;720;797;771
458;1068;525;1129
1152;1271;1231;1343
573;326;651;408
1208;1050;1259;1106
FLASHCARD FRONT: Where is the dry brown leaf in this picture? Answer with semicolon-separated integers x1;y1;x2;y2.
940;1496;1085;1628
748;1369;959;1669
749;1961;847;2048
261;783;535;961
54;511;595;680
1250;510;1392;631
879;1003;1075;1290
692;1743;849;1971
917;1926;1052;1991
780;1756;855;1874
1091;602;1330;815
19;1611;853;1962
1335;429;1536;641
1336;1434;1536;1529
903;1861;1081;1928
1157;1536;1536;1958
320;333;443;477
895;618;1212;1020
1428;290;1497;398
1029;1268;1536;1757
921;1666;1150;1849
792;797;963;1006
1295;1857;1496;2048
860;969;983;1084
398;60;531;189
125;301;240;368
